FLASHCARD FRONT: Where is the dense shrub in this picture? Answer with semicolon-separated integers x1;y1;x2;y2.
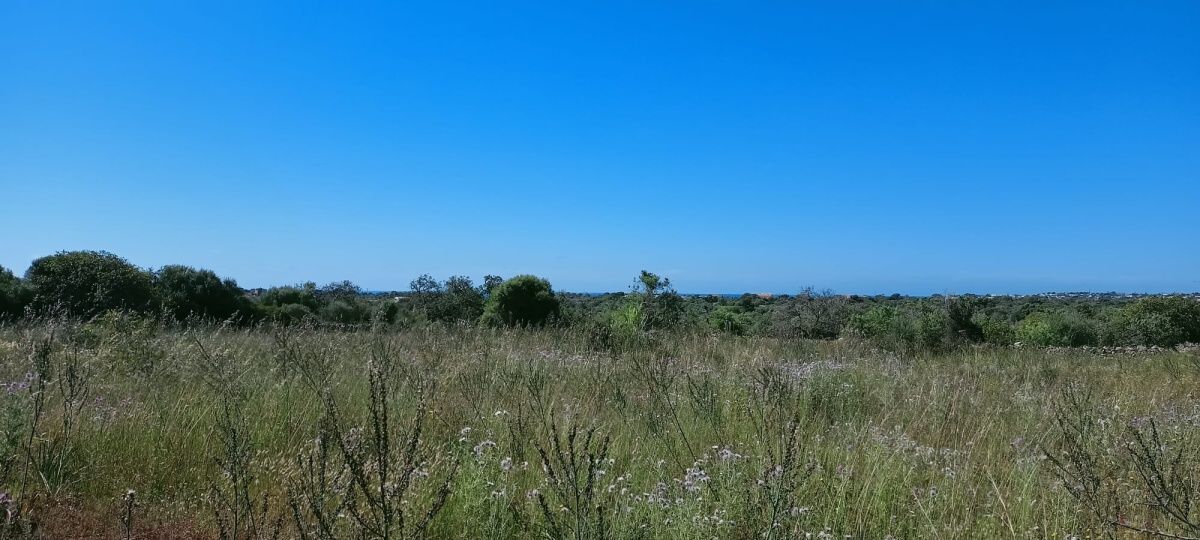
320;298;372;325
481;275;560;327
1101;297;1200;346
0;265;33;320
976;316;1016;345
155;265;250;322
260;282;322;312
769;288;850;339
268;303;314;324
25;250;156;318
944;296;983;341
408;274;486;323
635;271;686;330
317;280;363;301
847;301;967;352
708;304;753;335
1016;311;1098;347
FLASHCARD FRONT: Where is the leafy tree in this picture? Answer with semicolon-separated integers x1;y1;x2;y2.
318;280;363;301
155;265;249;322
0;265;33;320
408;274;443;317
312;280;372;324
483;275;504;295
260;282;322;311
25;250;156;318
408;274;485;322
442;275;485;321
482;275;560;327
635;270;685;330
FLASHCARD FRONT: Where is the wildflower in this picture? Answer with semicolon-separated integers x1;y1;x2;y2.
680;466;710;492
499;457;513;471
716;447;742;462
473;439;497;458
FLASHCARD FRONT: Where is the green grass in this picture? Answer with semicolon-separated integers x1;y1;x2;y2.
0;321;1197;538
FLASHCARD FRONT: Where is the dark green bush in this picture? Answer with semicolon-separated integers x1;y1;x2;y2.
270;302;314;325
320;298;371;325
408;274;486;323
25;250;156;318
481;275;560;327
0;265;33;320
155;265;250;323
260;282;322;312
945;296;983;342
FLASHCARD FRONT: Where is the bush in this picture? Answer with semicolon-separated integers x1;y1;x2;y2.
708;305;752;335
320;298;371;325
260;283;322;312
1102;297;1200;347
269;303;314;325
408;274;486;323
847;302;955;352
944;296;983;342
481;275;560;327
636;271;686;330
25;250;156;318
848;305;898;341
0;265;32;320
976;316;1016;345
155;265;250;323
769;288;850;339
1016;311;1098;347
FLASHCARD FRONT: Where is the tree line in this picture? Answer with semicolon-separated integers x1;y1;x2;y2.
2;250;1198;349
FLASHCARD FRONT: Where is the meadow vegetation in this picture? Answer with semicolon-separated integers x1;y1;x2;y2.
0;251;1198;538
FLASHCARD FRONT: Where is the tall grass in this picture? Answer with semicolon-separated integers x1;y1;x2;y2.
0;318;1197;538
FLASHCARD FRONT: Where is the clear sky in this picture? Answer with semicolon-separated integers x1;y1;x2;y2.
2;2;1197;294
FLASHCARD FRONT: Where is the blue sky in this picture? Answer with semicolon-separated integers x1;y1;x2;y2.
2;2;1197;294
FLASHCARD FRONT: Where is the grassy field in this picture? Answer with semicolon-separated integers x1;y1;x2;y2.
0;318;1198;538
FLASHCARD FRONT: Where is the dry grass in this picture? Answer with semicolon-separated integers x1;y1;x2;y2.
0;319;1197;538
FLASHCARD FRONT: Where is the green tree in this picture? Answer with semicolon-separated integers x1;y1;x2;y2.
0;265;33;320
442;275;485;322
482;275;560;327
317;280;363;301
25;250;156;318
408;274;485;322
636;270;685;330
260;282;322;311
155;265;249;322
